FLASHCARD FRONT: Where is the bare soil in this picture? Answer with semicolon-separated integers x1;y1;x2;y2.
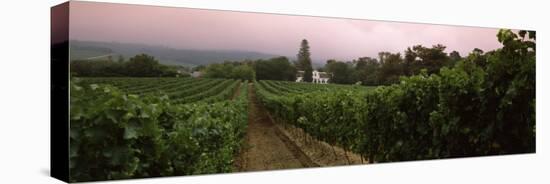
235;83;367;172
230;82;242;100
235;83;317;172
273;118;367;166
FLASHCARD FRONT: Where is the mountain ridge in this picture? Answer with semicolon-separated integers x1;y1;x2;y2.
69;40;280;66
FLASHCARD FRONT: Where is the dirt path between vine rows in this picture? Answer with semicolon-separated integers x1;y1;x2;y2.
230;82;242;100
235;83;318;172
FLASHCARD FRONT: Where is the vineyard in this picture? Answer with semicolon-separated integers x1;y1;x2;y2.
254;29;536;162
68;29;535;182
70;77;248;181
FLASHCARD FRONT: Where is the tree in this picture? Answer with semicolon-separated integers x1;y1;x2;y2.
117;55;125;63
230;64;255;81
378;52;404;84
126;54;163;77
203;62;255;81
255;57;296;81
202;63;226;78
482;29;535;153
466;48;488;67
449;50;462;61
297;39;313;82
404;48;417;76
354;57;380;86
472;48;484;55
447;50;462;67
325;60;354;84
403;44;449;75
70;53;179;77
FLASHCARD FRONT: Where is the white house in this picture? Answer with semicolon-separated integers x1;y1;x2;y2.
191;71;202;78
296;70;330;84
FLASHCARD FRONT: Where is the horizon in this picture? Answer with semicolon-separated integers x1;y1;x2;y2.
69;1;506;63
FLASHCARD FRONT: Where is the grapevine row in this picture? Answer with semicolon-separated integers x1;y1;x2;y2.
69;78;250;182
255;49;535;162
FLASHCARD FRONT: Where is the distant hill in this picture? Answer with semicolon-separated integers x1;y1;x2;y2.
69;40;279;66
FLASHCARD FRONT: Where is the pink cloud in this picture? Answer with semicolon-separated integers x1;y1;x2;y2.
69;1;504;62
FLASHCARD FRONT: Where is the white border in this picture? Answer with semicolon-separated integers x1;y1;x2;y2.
0;0;547;183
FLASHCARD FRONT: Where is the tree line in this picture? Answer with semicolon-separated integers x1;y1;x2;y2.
199;39;479;87
70;54;187;77
322;44;466;85
72;38;500;87
199;56;297;81
198;39;313;82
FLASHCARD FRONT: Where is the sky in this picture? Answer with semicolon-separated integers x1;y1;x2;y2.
51;2;69;44
69;1;504;63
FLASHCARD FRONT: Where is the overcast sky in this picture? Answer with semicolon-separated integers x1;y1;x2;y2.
69;1;504;63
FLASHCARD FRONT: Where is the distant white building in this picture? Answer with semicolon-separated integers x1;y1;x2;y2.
296;70;330;84
177;69;190;76
191;71;202;78
313;70;330;84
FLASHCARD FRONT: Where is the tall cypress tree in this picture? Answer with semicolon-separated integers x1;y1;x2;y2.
297;39;313;82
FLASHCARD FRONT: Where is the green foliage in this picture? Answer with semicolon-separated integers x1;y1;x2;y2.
80;78;240;104
325;60;355;84
231;65;255;81
354;57;380;86
297;39;313;82
125;54;162;77
202;63;232;78
174;80;239;104
325;52;405;85
70;59;125;77
303;67;313;82
255;29;535;163
202;62;255;81
449;50;462;65
404;44;450;75
68;29;535;181
378;52;405;85
69;78;248;182
70;53;181;77
200;56;297;82
255;56;296;81
465;48;488;67
326;44;451;86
